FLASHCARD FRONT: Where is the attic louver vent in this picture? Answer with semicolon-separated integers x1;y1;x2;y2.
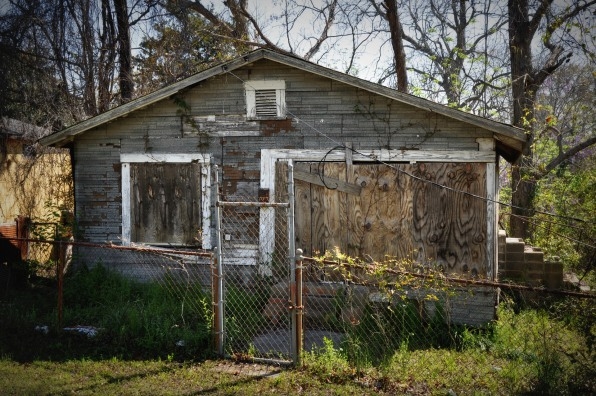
245;80;285;119
255;90;278;117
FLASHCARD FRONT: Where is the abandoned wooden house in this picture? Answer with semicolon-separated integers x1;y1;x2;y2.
40;49;526;324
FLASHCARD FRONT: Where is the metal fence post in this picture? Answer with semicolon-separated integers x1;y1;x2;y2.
295;248;304;366
57;240;64;329
211;248;222;355
287;163;299;364
213;166;225;356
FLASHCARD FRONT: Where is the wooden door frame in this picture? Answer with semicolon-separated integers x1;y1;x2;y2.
260;141;498;280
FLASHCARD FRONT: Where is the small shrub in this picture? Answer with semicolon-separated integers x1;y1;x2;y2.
304;337;354;383
492;300;593;394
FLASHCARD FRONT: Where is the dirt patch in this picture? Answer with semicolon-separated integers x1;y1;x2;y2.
211;361;284;378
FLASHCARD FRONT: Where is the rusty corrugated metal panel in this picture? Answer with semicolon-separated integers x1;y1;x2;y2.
0;217;29;259
0;223;18;249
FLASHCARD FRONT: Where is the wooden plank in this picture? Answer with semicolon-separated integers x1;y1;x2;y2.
121;163;131;245
352;150;495;163
130;163;202;246
346;163;364;258
294;163;313;256
302;162;348;258
334;162;349;257
486;162;496;280
394;164;415;259
358;165;382;260
121;153;209;163
293;169;361;196
411;163;450;266
376;164;404;258
439;163;487;275
319;163;345;255
274;160;289;262
309;163;326;256
262;149;495;164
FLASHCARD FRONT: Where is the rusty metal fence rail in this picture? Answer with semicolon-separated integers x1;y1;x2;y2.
0;237;213;327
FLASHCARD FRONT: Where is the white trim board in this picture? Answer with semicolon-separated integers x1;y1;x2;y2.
120;153;211;248
260;148;495;201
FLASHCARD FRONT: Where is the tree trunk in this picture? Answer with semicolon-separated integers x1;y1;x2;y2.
114;0;133;103
508;0;536;239
384;0;408;93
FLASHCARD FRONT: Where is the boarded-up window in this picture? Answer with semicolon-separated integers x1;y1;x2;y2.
130;163;202;246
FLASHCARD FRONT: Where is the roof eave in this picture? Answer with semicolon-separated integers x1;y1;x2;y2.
39;52;266;147
260;50;526;148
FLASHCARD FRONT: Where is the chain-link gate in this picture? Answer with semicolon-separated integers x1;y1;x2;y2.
213;164;299;364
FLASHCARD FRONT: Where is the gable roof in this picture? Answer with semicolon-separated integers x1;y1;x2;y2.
40;49;525;160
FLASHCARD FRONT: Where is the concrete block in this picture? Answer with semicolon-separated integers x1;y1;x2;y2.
500;271;525;281
505;261;526;271
543;272;563;289
544;261;563;289
545;261;563;275
526;261;544;271
524;250;544;263
506;238;525;252
506;252;525;263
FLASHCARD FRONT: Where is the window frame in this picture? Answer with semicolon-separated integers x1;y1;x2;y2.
120;153;211;248
244;80;286;119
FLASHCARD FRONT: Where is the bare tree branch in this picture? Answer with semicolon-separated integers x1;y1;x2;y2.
540;131;596;177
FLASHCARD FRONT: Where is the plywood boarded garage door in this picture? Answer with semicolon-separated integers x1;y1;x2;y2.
284;161;488;276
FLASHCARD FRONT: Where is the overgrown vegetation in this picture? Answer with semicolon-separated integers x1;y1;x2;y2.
1;262;594;394
0;264;212;362
301;249;596;394
303;297;595;395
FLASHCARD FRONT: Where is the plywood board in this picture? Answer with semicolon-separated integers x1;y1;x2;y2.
130;163;202;245
293;162;488;276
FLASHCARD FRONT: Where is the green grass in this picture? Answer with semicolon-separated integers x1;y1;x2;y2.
0;358;380;395
299;297;595;395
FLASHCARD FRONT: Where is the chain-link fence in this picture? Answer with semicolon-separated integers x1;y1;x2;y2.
2;234;593;391
2;238;213;320
2;236;595;391
216;198;294;361
297;251;595;392
213;163;297;363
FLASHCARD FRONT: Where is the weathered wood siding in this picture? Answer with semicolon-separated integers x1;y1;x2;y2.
71;58;494;258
